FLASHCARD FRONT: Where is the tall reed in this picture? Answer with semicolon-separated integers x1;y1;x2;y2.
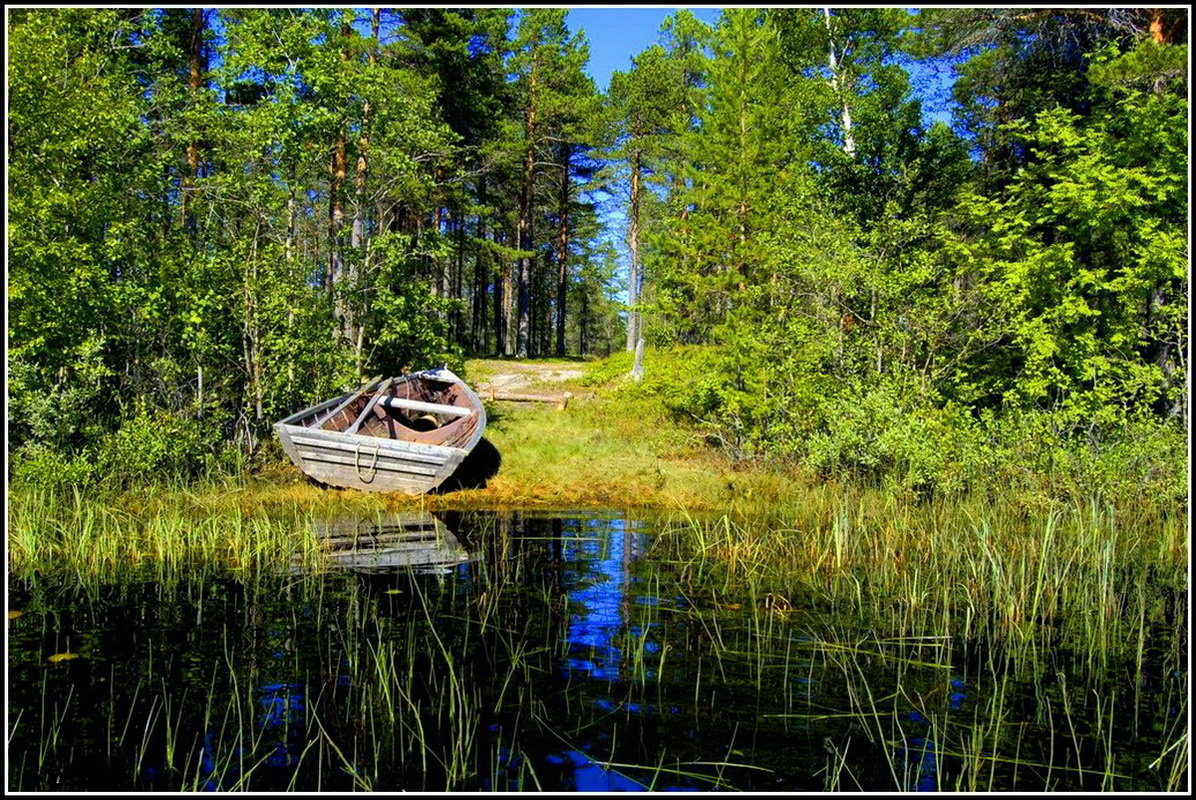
655;496;1185;672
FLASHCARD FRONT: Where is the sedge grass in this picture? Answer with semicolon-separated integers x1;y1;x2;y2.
8;505;1185;792
8;487;323;583
652;496;1185;673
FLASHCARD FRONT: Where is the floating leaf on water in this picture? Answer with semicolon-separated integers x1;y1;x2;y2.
48;653;79;663
8;611;23;620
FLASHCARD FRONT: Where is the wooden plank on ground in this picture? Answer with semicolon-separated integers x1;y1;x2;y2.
483;389;572;410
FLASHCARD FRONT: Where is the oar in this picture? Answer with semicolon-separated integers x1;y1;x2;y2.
346;377;398;435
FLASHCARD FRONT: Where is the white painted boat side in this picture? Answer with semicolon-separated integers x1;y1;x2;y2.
273;367;486;493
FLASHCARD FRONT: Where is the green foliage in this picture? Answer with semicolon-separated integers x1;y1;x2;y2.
93;404;218;486
8;8;148;455
583;343;832;462
805;388;985;497
8;7;590;490
946;39;1187;422
10;403;235;493
7;7;1186;506
8;445;106;494
623;9;1187;506
368;234;461;374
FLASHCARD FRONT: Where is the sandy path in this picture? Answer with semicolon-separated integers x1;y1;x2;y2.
469;360;586;395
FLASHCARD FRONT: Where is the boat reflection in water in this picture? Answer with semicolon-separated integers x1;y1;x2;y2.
295;512;473;575
195;513;472;791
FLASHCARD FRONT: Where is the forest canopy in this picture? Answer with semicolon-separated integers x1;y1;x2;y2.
6;7;1189;498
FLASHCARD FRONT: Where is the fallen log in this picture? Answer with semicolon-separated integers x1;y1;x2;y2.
484;389;572;410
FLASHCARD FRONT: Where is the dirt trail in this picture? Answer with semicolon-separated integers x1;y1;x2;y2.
468;359;586;395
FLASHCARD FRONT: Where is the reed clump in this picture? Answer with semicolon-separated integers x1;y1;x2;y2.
8;508;1185;792
653;496;1186;672
7;487;321;582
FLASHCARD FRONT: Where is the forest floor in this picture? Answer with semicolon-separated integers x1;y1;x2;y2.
235;357;814;517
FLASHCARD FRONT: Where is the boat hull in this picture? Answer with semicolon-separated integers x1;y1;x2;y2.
273;368;486;493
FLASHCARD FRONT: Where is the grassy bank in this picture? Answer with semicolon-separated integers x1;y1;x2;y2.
26;351;1174;521
68;356;824;520
9;354;1188;648
9;356;1186;794
7;352;1188;520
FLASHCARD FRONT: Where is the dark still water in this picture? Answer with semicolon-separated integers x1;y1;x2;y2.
7;511;1186;792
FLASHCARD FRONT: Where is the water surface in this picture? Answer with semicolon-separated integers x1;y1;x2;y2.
7;510;1185;791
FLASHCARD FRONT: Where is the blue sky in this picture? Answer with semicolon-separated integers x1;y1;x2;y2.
565;6;955;123
565;7;724;92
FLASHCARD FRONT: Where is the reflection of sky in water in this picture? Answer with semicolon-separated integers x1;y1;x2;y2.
548;749;704;792
898;675;967;792
561;516;651;683
548;516;709;790
197;680;309;790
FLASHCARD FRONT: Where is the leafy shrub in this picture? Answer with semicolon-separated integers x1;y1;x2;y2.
980;410;1189;507
8;443;104;492
580;349;637;387
93;404;220;488
804;387;986;498
10;403;237;492
582;344;1188;506
805;392;1188;505
583;344;833;460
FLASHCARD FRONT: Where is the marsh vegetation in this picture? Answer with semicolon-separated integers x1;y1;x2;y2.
8;506;1186;792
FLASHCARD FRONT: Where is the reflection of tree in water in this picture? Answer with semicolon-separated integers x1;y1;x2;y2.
560;515;651;682
484;513;721;791
8;512;1180;792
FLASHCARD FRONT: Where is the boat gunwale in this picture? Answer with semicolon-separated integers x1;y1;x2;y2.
284;429;468;461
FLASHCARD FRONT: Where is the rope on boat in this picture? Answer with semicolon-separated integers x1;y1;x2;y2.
354;441;380;483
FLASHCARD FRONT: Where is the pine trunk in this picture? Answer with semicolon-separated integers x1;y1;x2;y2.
555;144;572;357
516;54;538;359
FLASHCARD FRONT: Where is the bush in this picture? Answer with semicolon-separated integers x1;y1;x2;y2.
572;346;1185;507
9;403;238;492
583;344;832;460
804;387;986;498
8;443;104;492
980;410;1189;507
580;349;638;387
804;392;1188;505
96;404;230;487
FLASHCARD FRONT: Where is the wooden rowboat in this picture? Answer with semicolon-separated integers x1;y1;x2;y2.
274;367;487;493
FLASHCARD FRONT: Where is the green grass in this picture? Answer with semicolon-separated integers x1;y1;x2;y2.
650;497;1186;669
634;500;1187;792
9;352;1186;520
7;354;1186;790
